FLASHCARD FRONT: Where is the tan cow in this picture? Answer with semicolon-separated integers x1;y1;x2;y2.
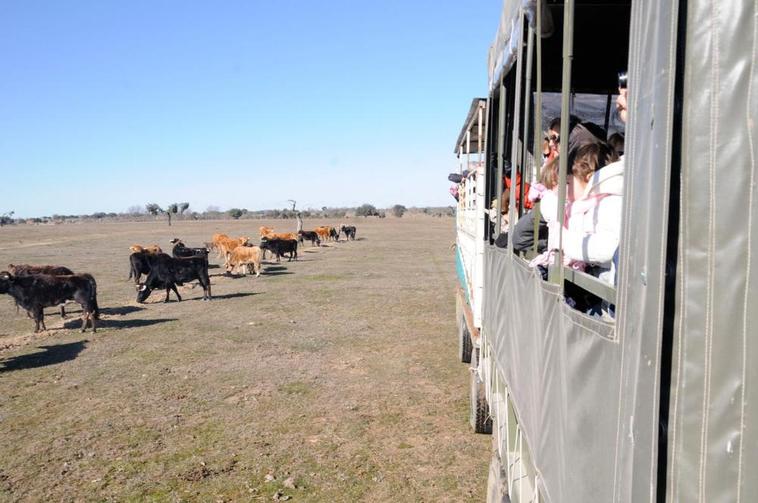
262;232;297;241
314;226;330;242
129;244;162;254
227;245;262;276
216;236;250;268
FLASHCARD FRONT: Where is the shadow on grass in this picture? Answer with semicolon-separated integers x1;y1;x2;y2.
98;305;146;316
263;270;294;276
0;340;87;372
264;266;287;272
43;305;144;317
62;317;177;330
203;292;259;300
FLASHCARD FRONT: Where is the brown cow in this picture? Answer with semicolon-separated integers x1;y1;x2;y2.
129;244;162;254
227;246;263;276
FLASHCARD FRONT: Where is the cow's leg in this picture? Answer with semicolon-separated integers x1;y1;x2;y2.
164;286;172;302
33;306;44;332
60;304;67;319
170;284;182;302
202;277;211;300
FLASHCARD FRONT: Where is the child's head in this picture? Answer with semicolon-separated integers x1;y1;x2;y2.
571;142;618;182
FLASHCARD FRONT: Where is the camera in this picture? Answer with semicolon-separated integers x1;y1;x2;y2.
618;71;628;90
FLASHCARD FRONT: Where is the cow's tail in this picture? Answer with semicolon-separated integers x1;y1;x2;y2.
82;273;100;319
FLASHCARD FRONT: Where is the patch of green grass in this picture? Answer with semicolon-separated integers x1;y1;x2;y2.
278;381;312;395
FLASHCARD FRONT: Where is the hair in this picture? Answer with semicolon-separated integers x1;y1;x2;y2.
608;132;625;156
571;142;618;181
539;157;560;189
548;114;581;134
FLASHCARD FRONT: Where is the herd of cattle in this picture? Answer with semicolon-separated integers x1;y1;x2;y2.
0;224;358;334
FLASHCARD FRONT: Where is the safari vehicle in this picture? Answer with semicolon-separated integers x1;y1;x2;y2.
453;0;758;501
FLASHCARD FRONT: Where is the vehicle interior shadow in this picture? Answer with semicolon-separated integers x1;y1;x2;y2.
0;340;87;372
63;318;178;329
206;292;259;300
98;305;146;316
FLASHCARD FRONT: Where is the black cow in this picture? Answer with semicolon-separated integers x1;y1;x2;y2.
136;254;211;303
329;228;339;241
340;225;356;240
0;271;98;333
169;238;210;260
297;231;321;247
260;238;298;262
128;251;154;284
8;263;75;318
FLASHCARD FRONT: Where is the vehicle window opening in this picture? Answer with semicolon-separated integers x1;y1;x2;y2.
492;0;631;320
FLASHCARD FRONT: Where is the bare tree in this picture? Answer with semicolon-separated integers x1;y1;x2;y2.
166;203;179;226
288;199;303;233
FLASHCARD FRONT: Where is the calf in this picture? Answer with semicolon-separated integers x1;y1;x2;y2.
216;236;250;268
136;254;211;303
227;245;262;276
329;227;339;241
0;271;98;333
260;238;298;262
170;238;210;260
314;227;330;242
297;230;321;247
340;225;356;240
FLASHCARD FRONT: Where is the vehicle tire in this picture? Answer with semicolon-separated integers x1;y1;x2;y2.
486;438;510;503
470;349;492;434
459;317;473;364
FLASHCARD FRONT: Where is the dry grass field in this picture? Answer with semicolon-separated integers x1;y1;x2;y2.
0;216;489;502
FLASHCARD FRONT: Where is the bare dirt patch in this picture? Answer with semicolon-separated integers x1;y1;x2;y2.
0;217;488;501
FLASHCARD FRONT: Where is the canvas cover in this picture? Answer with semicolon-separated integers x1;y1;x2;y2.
662;0;758;501
489;0;556;92
482;0;758;501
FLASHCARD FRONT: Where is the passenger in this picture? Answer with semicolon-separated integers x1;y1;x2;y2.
561;142;621;283
545;115;580;162
512;116;590;254
608;132;625;157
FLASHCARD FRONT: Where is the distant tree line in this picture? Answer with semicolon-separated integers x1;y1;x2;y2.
0;203;454;225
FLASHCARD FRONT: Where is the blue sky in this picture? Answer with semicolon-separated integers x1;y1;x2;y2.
0;1;501;217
